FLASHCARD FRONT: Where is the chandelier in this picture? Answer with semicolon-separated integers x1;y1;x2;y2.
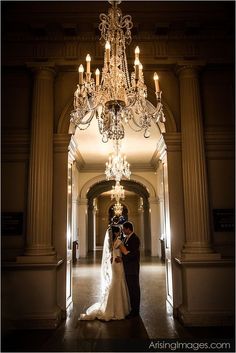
113;201;123;216
105;141;131;181
111;181;125;201
70;0;165;142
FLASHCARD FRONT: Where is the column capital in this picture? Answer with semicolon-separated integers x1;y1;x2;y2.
149;197;160;205
157;133;182;161
175;60;206;77
77;198;88;206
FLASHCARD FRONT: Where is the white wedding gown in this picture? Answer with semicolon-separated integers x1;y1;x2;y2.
80;237;131;321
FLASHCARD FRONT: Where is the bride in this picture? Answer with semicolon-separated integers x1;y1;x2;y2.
80;225;131;321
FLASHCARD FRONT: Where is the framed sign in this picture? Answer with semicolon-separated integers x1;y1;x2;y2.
213;209;234;232
1;212;24;235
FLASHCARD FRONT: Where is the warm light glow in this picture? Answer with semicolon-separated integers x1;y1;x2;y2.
113;202;123;216
70;1;166;142
153;72;160;92
105;41;110;63
105;41;111;50
86;54;91;75
86;54;91;62
135;46;140;60
105;141;131;182
153;72;159;81
95;68;100;86
79;64;84;73
111;181;125;201
79;64;84;85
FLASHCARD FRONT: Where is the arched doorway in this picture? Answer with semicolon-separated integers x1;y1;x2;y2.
87;179;151;254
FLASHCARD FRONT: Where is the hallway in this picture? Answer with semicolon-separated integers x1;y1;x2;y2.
2;253;234;352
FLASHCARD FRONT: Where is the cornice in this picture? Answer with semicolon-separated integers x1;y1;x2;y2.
2;132;30;155
53;133;71;153
78;163;156;173
2;37;234;67
204;130;234;147
204;129;235;159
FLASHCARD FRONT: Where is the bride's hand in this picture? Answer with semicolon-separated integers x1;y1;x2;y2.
115;256;122;263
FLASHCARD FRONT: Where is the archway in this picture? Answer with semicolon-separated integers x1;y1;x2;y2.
86;179;151;254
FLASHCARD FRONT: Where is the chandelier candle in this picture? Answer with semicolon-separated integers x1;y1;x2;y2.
105;41;111;64
154;73;160;93
135;46;140;60
95;69;100;86
78;64;84;85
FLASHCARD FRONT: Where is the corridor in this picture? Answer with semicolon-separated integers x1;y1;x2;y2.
2;253;234;352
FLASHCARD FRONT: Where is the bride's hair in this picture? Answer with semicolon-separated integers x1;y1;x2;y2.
107;225;120;253
111;225;120;241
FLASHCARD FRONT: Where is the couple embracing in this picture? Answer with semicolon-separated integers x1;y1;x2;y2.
80;221;140;321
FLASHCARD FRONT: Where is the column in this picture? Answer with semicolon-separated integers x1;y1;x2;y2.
177;64;219;259
25;64;55;259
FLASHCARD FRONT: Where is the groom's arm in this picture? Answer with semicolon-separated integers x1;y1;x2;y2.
123;236;140;262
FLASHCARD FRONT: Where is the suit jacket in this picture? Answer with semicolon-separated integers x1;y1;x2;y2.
122;233;140;276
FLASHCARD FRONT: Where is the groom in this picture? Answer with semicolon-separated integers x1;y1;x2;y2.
116;221;140;318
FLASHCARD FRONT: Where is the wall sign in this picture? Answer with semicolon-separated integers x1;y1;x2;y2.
1;212;24;235
213;209;234;232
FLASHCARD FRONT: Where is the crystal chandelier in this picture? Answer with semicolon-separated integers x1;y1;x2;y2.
113;201;123;216
70;0;165;142
105;141;131;182
111;181;125;201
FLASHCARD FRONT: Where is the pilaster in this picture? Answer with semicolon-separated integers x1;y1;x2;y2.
19;63;56;261
177;64;220;260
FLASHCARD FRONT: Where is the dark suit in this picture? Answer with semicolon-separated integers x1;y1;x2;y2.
122;233;140;314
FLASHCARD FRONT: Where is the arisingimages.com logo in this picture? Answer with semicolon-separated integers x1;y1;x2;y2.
148;340;232;352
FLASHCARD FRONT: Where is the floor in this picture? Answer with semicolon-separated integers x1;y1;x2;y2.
2;252;235;352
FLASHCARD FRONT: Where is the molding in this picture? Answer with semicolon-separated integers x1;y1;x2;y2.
2;132;30;154
177;306;234;327
10;308;62;330
204;129;235;159
79;173;156;199
2;256;65;270
175;257;234;267
79;162;156;173
68;135;85;168
157;133;182;160
205;129;234;147
3;35;234;66
53;133;71;153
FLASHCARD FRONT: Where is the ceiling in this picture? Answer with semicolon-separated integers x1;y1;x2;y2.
74;116;161;171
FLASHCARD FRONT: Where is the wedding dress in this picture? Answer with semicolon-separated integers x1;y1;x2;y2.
80;229;130;321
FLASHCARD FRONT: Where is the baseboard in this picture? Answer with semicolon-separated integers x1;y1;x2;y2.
9;308;62;330
177;306;234;327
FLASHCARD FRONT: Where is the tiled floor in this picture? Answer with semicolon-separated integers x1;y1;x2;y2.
2;252;234;352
